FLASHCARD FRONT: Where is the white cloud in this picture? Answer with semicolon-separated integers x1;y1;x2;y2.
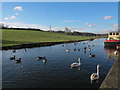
15;13;19;15
4;17;9;20
104;16;113;20
61;20;76;23
113;24;118;27
85;22;88;25
85;22;96;28
103;28;118;33
10;16;16;19
14;6;23;11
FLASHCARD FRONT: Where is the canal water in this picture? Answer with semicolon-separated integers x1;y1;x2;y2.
2;38;119;88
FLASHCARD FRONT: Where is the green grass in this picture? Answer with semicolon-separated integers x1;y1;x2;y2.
2;29;101;47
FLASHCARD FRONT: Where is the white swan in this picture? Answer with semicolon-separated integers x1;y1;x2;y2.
90;64;100;81
71;58;81;68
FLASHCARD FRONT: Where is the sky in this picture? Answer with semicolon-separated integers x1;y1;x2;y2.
1;2;118;33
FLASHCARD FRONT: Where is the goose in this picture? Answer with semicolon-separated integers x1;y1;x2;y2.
90;64;100;81
15;58;22;63
89;53;95;58
10;55;16;60
71;58;81;68
37;56;45;60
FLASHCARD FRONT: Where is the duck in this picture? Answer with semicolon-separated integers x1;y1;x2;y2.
15;58;22;63
66;49;70;52
24;48;27;52
43;57;47;63
10;55;16;60
114;51;118;55
90;64;100;81
88;45;90;47
37;56;45;60
78;49;80;51
71;58;81;68
84;46;87;50
83;51;86;53
89;53;95;58
88;48;91;52
74;48;76;51
12;50;16;53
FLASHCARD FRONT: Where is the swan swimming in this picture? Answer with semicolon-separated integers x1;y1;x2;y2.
90;64;100;81
71;58;81;68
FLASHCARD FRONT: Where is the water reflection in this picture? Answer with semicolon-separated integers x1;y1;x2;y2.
104;47;120;60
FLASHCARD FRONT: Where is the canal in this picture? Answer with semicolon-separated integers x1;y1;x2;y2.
2;38;119;88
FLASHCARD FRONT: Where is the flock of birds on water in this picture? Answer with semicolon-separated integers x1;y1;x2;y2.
9;40;100;82
9;40;119;82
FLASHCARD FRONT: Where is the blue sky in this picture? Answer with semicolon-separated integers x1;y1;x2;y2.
2;2;118;33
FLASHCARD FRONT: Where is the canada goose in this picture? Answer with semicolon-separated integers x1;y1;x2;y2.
15;58;22;63
10;55;16;60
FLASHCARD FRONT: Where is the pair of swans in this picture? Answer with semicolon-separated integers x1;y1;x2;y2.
71;58;100;81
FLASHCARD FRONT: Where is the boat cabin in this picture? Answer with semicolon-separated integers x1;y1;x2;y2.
108;32;120;40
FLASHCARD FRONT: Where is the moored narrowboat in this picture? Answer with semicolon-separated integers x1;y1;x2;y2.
104;32;120;48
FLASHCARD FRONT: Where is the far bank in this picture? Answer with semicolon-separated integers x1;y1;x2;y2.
1;29;105;50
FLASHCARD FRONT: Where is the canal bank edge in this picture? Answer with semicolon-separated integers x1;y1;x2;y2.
1;39;93;50
99;59;119;89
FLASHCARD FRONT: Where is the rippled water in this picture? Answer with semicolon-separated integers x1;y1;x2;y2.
2;38;118;88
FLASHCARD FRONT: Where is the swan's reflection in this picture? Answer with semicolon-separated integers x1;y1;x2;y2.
70;66;80;71
104;47;120;60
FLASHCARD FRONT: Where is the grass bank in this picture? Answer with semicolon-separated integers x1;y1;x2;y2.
1;29;103;49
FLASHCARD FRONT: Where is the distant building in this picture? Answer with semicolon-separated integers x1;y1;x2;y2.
65;27;71;33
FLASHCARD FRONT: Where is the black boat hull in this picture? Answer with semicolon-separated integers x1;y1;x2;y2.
104;42;120;48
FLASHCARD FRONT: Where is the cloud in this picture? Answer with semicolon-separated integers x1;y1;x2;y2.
85;22;88;25
10;16;16;19
103;28;118;33
14;6;23;11
4;17;9;20
61;20;76;23
104;16;113;20
85;22;96;28
113;24;118;27
15;13;19;15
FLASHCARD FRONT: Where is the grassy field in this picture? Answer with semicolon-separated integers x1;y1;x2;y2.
2;29;101;47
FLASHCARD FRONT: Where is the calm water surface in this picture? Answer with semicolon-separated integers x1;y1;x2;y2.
2;38;119;88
